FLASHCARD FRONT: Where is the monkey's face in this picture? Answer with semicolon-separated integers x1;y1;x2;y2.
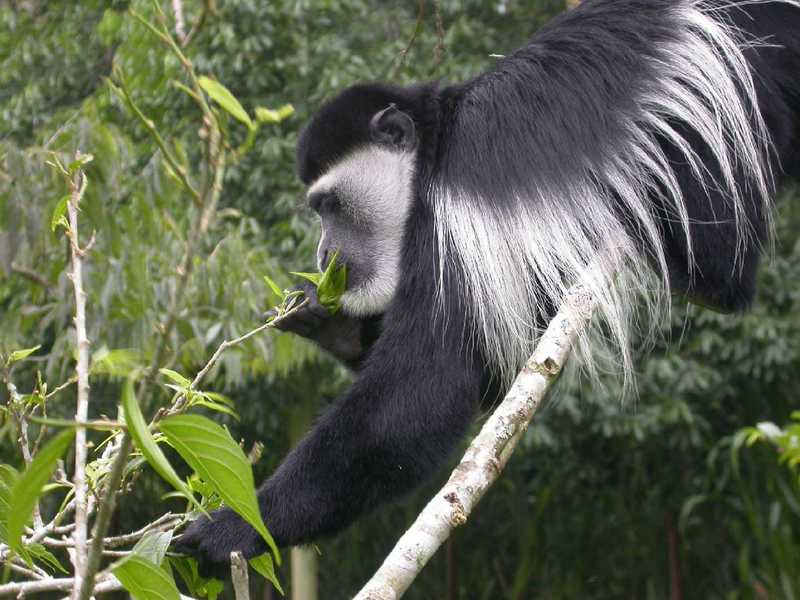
306;146;416;317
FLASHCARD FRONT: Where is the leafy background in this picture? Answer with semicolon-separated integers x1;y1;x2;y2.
1;0;798;598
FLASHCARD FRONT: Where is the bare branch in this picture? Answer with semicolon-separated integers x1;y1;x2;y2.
65;159;92;599
432;0;445;65
0;575;123;596
40;512;180;550
353;282;597;600
5;558;46;580
171;0;187;43
182;0;214;47
389;0;426;78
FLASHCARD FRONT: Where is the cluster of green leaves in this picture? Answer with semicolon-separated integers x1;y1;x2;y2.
738;412;800;475
261;250;348;321
121;371;281;597
1;431;73;574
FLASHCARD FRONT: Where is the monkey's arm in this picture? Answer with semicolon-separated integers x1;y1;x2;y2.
174;314;482;576
271;281;382;368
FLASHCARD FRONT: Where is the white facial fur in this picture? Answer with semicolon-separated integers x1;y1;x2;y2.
307;146;416;316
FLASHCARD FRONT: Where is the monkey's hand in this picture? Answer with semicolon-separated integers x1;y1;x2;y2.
268;281;375;366
173;507;264;579
268;280;331;338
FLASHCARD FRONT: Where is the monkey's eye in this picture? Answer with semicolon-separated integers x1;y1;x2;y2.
308;191;341;215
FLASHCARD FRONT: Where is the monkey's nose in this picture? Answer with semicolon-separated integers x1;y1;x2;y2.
318;249;330;271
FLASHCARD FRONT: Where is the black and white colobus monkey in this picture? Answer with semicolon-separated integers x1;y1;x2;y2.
178;0;800;572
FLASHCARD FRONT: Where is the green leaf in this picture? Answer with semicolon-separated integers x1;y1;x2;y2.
50;195;70;232
201;577;225;600
53;215;70;233
203;392;234;408
255;104;294;124
170;556;224;599
113;554;181;600
317;251;348;313
290;252;347;314
250;553;284;595
192;397;239;420
68;152;94;172
6;345;42;366
28;543;68;574
121;379;200;511
198;76;253;129
263;275;284;302
7;430;74;555
316;252;347;314
290;271;321;286
159;368;192;388
91;348;141;377
160;414;280;564
132;530;173;566
0;465;19;543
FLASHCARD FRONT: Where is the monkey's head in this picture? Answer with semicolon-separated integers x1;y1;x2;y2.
296;83;425;317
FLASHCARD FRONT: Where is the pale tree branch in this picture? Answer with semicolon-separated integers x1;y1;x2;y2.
65;158;92;599
0;575;123;596
171;0;187;43
230;551;250;600
353;281;598;600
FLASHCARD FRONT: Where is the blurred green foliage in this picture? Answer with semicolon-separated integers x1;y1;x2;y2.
0;1;798;598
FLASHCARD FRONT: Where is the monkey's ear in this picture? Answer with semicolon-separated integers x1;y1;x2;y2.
369;104;416;151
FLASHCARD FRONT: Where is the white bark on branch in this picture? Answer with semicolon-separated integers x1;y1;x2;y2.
65;162;92;599
0;575;122;596
172;0;187;42
353;282;597;600
230;551;250;600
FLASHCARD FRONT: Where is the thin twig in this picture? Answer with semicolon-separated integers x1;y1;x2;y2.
153;295;310;424
28;416;125;431
102;512;180;548
45;376;78;399
390;0;426;78
27;500;76;547
41;513;180;550
113;75;201;205
165;298;310;417
432;0;445;65
10;263;50;289
2;557;45;581
182;0;213;46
